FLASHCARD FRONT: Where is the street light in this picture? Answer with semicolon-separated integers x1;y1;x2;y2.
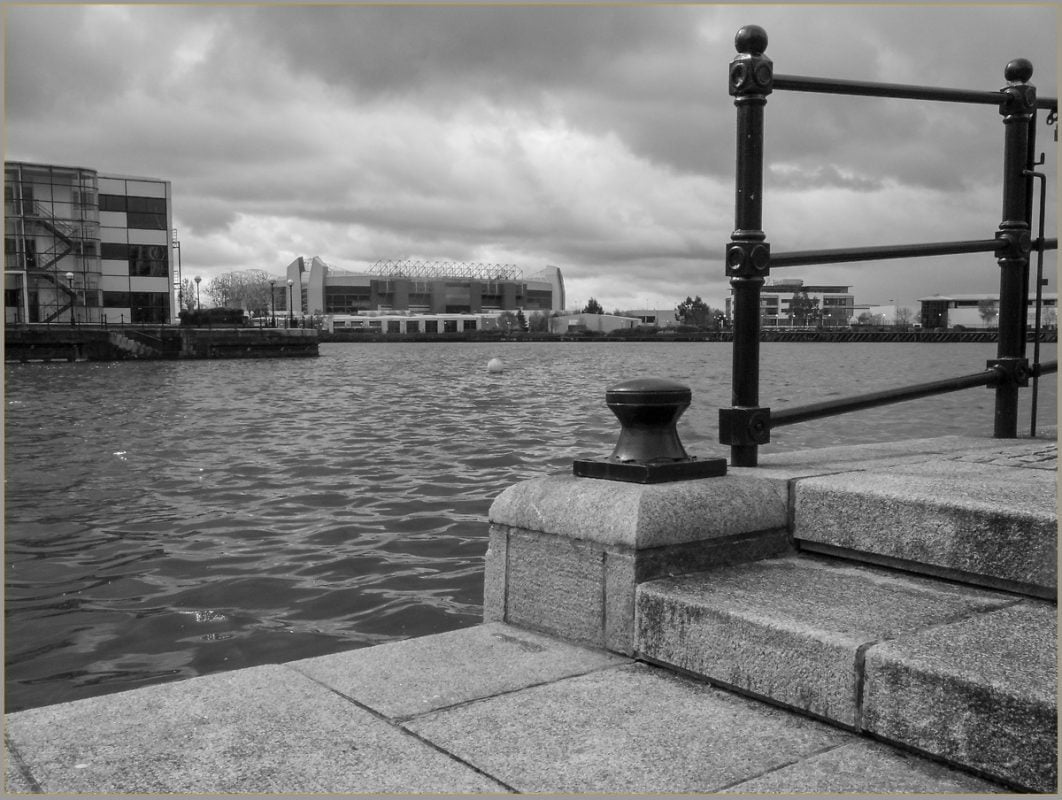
287;278;294;327
194;275;201;310
65;271;75;325
172;230;183;316
270;279;276;328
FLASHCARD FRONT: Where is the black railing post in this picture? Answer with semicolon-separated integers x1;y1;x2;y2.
991;58;1036;437
720;24;773;467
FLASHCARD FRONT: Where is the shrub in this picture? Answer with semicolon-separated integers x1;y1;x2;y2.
179;307;248;326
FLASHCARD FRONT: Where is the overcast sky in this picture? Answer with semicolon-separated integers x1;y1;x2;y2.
6;2;1057;313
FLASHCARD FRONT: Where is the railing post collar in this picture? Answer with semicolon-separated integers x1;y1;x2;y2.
730;25;774;100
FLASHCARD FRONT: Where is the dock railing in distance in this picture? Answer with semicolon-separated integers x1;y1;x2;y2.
719;24;1059;467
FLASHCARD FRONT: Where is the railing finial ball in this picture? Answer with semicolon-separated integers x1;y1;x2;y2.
1004;58;1033;84
735;25;768;56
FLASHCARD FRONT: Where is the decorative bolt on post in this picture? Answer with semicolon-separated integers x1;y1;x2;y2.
573;377;727;483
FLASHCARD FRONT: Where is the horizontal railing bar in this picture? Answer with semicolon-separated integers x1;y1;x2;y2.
774;75;1058;111
771;239;1001;268
771;368;1002;428
773;74;1004;104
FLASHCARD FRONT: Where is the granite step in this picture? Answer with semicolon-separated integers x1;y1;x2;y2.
790;443;1057;599
635;554;1057;793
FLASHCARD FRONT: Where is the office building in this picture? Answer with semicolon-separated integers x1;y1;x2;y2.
5;160;174;325
725;278;855;327
919;292;1058;330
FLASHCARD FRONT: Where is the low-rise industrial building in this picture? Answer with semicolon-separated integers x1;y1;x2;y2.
919;292;1058;330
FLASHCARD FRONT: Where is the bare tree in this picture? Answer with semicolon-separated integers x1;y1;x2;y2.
977;299;999;327
179;278;199;311
205;270;276;314
895;306;915;326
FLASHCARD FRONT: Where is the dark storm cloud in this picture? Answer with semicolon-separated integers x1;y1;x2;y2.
4;3;1056;311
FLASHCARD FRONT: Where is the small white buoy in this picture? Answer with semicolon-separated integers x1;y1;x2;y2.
487;357;504;374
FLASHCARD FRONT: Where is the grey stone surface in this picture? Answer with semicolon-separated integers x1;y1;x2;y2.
488;472;787;548
603;548;637;652
721;739;1009;793
4;741;38;794
4;664;504;794
482;526;507;622
793;456;1057;594
732;434;1057;483
291;622;626;719
505;528;606;644
485;523;790;653
863;601;1057;792
405;661;852;794
636;555;1015;728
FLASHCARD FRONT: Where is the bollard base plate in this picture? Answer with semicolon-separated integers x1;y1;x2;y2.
572;457;727;484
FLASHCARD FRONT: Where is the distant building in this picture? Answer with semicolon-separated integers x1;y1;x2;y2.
5;160;174;325
282;257;565;326
622;308;680;327
919;293;1058;330
726;278;855;327
549;312;640;334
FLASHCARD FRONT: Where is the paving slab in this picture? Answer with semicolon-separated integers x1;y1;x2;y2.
794;454;1057;596
3;663;504;794
289;621;627;719
720;738;1009;794
405;660;853;794
863;601;1057;793
636;555;1017;728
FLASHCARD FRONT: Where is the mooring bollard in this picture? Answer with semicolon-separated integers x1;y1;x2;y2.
573;377;727;483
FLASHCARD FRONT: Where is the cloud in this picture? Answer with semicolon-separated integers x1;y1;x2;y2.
4;3;1056;313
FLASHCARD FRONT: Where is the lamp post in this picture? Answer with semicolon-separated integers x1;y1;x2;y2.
65;271;75;325
287;278;294;327
270;279;276;328
172;231;183;317
194;275;201;310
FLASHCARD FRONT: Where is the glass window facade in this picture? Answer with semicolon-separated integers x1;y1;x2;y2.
5;161;172;324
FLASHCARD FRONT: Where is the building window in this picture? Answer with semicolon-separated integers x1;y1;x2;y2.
424;320;438;334
387;320;401;333
100;195;167;229
101;243;128;261
406;320;419;334
129;291;169;323
100;243;167;276
99;194;127;212
127;212;167;230
129;245;168;277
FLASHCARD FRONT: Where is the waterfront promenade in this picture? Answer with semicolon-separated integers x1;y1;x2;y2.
4;431;1055;794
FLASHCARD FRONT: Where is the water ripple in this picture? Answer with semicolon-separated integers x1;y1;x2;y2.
5;341;1055;711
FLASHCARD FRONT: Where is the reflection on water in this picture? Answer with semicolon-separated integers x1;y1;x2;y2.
4;341;1055;711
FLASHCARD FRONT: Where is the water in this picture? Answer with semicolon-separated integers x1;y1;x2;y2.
5;341;1056;711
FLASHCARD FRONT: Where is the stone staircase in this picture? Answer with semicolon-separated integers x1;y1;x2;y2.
108;331;164;359
634;439;1057;793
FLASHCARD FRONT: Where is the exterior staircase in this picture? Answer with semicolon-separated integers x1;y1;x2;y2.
634;436;1057;793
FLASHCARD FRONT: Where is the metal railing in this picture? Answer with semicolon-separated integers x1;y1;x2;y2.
720;25;1058;467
